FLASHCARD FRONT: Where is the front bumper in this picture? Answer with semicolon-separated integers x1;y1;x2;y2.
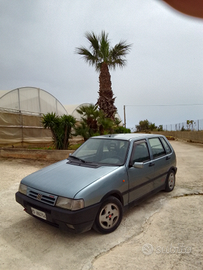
15;192;100;233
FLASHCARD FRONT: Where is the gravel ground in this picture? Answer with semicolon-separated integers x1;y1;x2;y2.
0;140;202;270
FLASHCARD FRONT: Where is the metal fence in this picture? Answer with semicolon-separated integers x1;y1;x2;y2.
164;119;203;131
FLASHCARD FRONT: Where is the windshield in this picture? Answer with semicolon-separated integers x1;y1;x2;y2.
72;138;129;165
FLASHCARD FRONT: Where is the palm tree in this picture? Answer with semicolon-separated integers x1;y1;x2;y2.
42;113;76;149
60;115;76;149
75;104;115;140
75;104;100;140
42;112;60;147
76;31;131;119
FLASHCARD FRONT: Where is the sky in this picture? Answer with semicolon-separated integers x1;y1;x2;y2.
0;0;203;130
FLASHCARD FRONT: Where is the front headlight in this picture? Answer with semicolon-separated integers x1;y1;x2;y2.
18;183;28;195
56;197;84;211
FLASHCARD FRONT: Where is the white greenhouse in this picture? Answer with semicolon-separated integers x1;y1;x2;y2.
0;87;67;115
0;87;68;147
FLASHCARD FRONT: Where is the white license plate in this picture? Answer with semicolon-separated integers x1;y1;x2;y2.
31;207;46;220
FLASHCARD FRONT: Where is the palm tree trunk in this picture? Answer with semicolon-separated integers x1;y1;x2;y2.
97;63;117;119
50;128;58;148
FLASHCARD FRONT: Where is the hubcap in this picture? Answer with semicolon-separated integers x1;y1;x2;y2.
99;203;119;229
168;173;175;189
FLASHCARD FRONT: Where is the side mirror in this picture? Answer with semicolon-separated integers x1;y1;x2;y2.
133;162;144;169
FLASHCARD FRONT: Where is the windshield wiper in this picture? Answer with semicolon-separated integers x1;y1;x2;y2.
68;155;85;163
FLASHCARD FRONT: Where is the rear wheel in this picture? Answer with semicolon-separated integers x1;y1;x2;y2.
93;196;123;234
165;170;175;192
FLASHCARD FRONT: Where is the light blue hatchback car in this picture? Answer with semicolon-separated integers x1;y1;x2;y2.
16;133;177;234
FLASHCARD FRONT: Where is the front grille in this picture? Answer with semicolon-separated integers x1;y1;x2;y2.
27;187;57;206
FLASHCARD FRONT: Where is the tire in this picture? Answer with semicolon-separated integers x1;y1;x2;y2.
165;170;175;192
93;196;123;234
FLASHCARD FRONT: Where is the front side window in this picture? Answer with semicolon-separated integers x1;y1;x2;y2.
149;137;165;158
131;141;150;164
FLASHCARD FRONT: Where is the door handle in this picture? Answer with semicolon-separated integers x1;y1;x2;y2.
166;156;171;160
149;162;155;167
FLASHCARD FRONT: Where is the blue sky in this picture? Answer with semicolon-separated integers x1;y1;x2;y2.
1;0;203;129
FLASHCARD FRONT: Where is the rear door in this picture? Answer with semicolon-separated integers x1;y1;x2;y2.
127;140;154;203
147;137;171;190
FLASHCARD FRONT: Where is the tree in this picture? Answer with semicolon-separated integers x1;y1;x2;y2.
136;119;150;132
186;120;195;130
76;31;131;119
42;112;60;147
74;104;100;140
61;115;77;149
157;125;163;131
74;104;131;141
114;126;131;133
136;119;157;132
42;113;76;149
149;123;157;131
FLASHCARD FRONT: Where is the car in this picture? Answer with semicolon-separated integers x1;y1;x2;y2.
15;133;177;234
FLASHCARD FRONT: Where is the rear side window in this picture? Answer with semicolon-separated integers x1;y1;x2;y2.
131;141;150;163
149;138;165;159
160;137;172;154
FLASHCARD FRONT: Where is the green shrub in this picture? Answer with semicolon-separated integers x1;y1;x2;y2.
42;113;76;150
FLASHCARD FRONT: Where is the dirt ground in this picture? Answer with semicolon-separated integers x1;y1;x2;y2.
0;140;202;270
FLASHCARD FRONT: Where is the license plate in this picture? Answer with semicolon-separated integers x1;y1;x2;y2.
31;207;46;220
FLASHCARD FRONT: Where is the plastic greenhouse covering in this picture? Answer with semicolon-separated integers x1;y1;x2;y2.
0;87;68;146
0;87;67;115
0;111;52;146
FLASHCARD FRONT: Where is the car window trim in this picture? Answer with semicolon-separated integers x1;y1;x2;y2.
160;137;172;154
148;137;167;159
129;139;151;166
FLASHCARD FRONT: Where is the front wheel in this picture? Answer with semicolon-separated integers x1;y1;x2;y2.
93;196;123;234
165;170;175;192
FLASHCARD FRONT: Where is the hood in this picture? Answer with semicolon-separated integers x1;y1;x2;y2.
21;159;119;198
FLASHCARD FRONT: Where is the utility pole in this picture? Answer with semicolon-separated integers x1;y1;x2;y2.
123;105;126;128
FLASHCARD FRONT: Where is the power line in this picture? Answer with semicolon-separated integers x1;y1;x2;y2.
123;103;203;127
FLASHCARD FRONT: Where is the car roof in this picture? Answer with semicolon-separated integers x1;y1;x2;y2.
91;133;163;141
